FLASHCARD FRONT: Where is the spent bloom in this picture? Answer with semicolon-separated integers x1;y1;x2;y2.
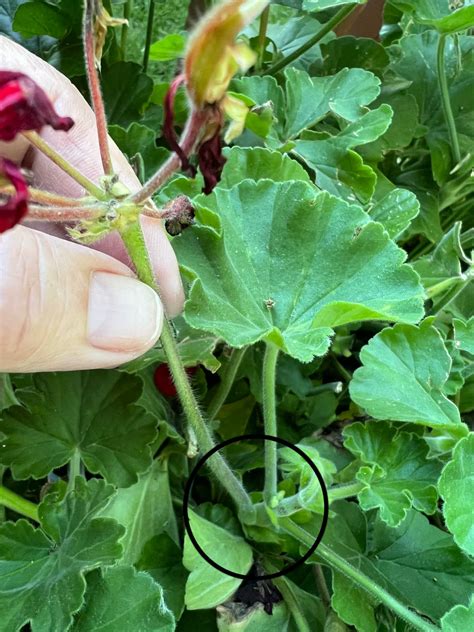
0;71;74;141
0;71;74;233
184;0;269;108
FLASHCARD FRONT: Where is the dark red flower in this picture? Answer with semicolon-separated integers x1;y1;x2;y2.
154;363;198;398
0;159;28;233
0;71;74;141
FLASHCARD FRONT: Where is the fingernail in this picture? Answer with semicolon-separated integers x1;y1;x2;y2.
87;272;163;352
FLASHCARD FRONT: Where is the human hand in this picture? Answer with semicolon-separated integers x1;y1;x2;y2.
0;37;184;373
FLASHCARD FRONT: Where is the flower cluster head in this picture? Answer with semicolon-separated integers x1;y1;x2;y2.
164;0;269;193
0;71;74;233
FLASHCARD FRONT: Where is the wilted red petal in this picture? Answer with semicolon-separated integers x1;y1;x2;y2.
0;71;74;141
198;131;226;194
163;75;196;175
0;159;28;233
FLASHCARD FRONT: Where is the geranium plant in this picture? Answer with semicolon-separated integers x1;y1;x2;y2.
0;1;473;631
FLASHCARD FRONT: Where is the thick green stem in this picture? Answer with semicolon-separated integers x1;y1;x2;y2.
437;33;461;165
119;222;254;520
327;481;364;503
207;347;247;420
263;343;279;505
273;576;311;632
121;0;133;59
280;519;441;632
142;0;155;72
264;4;357;76
0;485;39;522
23;132;105;199
68;450;82;492
256;5;270;72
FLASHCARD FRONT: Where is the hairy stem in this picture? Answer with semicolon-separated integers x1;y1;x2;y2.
26;205;103;222
22;132;105;199
264;4;357;76
142;0;156;72
119;221;255;520
327;481;365;503
437;33;461;165
256;5;270;72
207;347;247;420
83;0;113;174
280;519;441;632
273;576;311;632
121;0;133;59
129;108;208;204
263;343;280;504
0;485;39;522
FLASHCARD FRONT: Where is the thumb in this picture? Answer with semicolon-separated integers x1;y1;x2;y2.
0;226;163;372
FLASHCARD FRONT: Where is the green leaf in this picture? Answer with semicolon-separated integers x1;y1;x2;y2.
174;181;424;362
369;188;420;239
183;509;253;610
220;146;311;188
13;2;69;38
73;566;175;631
454;317;474;354
370;510;474;621
0;479;124;632
343;421;441;526
413;222;471;303
102;62;154;127
138;533;188;619
100;459;178;565
438;433;474;556
319;502;474;627
149;33;186;61
316;36;390;78
0;374;19;411
283;67;381;139
292;105;393;201
350;321;465;431
390;32;474;179
441;597;474;632
109;123;169;181
391;0;474;33
0;371;157;487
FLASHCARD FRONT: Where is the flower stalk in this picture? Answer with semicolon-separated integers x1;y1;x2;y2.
263;343;280;505
83;0;114;175
22;131;106;199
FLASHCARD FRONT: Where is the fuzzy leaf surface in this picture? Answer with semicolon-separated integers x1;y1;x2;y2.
439;433;474;556
175;181;424;362
350;322;464;430
0;479;124;632
0;371;157;486
343;421;441;526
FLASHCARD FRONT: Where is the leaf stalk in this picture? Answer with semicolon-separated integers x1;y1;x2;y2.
263;343;280;504
264;4;357;76
437;33;462;165
0;485;39;522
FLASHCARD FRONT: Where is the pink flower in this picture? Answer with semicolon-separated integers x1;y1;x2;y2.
0;159;28;233
0;71;74;141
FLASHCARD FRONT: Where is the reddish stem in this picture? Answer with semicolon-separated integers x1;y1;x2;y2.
83;1;113;175
0;186;85;207
130;108;209;204
26;205;103;222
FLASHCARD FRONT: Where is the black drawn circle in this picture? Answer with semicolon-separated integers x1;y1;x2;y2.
182;433;329;581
